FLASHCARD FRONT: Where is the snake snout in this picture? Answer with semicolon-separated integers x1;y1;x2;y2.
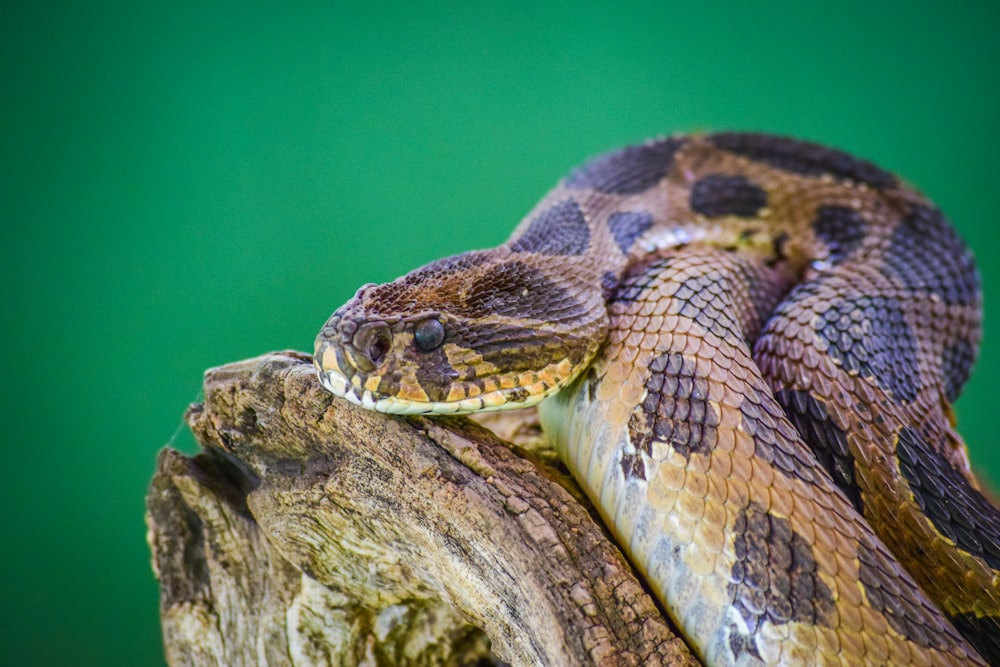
314;310;355;375
314;308;394;375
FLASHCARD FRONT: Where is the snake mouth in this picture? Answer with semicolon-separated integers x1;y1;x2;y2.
314;340;571;415
316;363;563;415
314;362;435;415
312;339;487;415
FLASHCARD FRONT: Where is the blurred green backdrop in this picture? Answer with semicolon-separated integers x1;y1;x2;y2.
3;1;999;664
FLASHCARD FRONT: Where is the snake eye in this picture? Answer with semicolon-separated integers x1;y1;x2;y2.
353;323;392;369
413;318;446;352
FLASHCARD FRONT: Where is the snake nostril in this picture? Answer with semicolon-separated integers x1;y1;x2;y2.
352;322;392;370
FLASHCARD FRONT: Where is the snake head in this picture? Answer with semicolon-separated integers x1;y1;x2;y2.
314;249;608;414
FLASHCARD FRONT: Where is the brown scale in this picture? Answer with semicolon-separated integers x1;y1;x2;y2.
315;133;1000;664
754;264;1000;662
543;247;982;665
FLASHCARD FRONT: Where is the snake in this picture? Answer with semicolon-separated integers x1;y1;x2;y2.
313;132;1000;665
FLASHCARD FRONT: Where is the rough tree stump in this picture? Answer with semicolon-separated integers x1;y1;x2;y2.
146;351;699;666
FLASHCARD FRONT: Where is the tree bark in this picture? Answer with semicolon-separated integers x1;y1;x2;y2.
146;351;699;666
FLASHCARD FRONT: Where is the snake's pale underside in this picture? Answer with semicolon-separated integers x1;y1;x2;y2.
314;132;1000;665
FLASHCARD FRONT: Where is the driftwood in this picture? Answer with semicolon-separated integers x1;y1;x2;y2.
146;351;699;666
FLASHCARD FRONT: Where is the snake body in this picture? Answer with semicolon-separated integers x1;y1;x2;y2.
314;133;1000;665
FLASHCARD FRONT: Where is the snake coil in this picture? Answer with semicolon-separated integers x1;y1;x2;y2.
315;133;1000;665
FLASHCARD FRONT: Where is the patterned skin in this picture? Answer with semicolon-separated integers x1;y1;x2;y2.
314;133;999;665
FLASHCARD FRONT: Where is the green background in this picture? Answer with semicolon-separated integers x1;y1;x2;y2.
3;1;998;664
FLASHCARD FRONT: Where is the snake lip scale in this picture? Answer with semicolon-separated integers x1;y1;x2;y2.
315;360;549;415
315;338;577;415
314;132;1000;666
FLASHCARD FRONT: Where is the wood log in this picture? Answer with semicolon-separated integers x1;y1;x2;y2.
146;351;699;666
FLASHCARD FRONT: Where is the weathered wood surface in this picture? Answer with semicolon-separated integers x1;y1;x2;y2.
146;351;698;666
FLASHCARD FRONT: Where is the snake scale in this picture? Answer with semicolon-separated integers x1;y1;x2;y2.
314;132;1000;665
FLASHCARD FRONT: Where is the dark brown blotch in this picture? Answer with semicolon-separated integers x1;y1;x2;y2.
509;199;591;256
728;501;835;633
896;426;1000;570
566;137;687;195
607;210;654;253
412;352;460;403
812;205;866;265
856;539;947;650
674;272;738;340
941;339;976;403
815;295;921;403
773;389;862;513
884;203;980;306
709;132;897;188
620;451;646;481
739;388;823;487
689;174;768;218
949;613;1000;666
627;352;718;459
600;270;619;302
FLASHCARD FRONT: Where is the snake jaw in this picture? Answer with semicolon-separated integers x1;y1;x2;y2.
312;342;435;415
314;359;573;415
315;364;440;414
314;335;582;415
